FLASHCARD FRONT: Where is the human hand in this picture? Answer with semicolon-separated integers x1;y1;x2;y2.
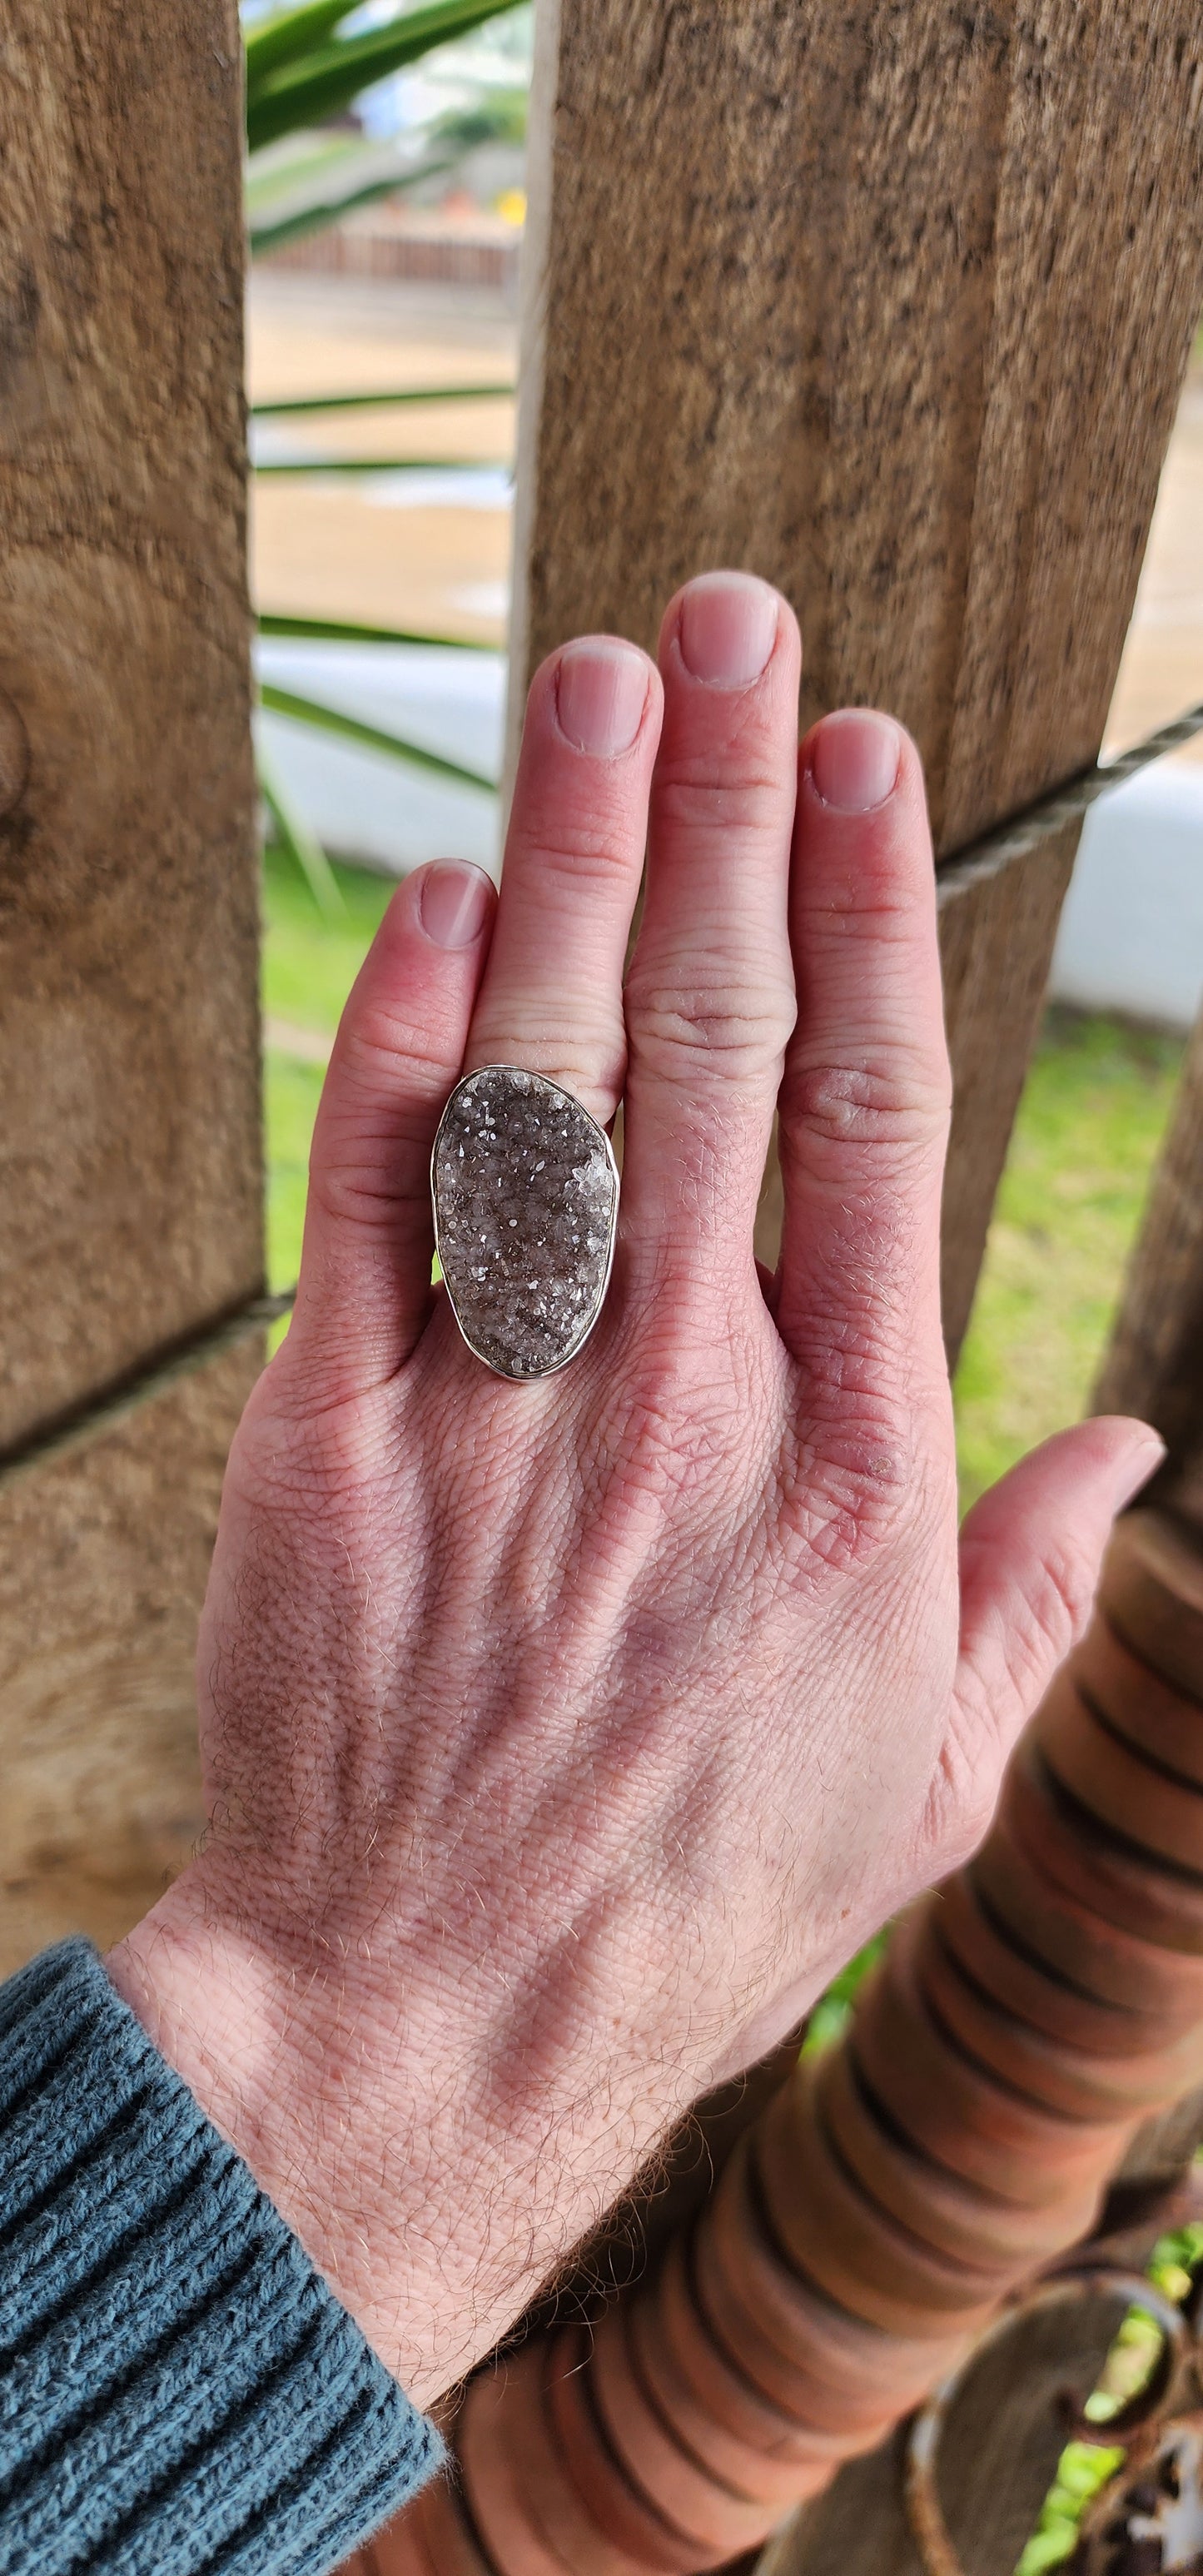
108;572;1160;2405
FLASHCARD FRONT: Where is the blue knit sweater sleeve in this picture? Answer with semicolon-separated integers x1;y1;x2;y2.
0;1939;443;2576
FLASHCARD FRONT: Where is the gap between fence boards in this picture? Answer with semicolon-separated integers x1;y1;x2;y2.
2;696;1199;1493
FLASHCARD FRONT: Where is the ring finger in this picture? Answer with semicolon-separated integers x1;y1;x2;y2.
462;636;664;1126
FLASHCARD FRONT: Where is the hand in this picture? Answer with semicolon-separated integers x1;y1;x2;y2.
108;572;1160;2406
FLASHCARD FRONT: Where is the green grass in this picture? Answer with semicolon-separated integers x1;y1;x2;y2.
952;1007;1184;1508
263;838;393;1037
1014;2216;1203;2574
266;1052;325;1291
801;1931;890;2057
263;843;394;1293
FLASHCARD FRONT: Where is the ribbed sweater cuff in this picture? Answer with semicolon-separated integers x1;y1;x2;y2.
0;1938;442;2576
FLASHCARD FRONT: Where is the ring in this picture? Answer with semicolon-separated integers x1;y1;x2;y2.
431;1066;619;1381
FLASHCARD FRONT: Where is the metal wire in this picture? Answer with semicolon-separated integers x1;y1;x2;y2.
936;698;1203;907
0;1292;296;1494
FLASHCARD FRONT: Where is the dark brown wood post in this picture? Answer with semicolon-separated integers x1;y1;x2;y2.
0;3;261;1968
510;0;1203;1366
1096;1004;1203;1520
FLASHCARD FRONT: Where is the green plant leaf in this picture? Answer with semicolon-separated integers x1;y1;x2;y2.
261;682;497;791
247;0;526;152
258;611;499;649
252;453;510;474
246;0;372;96
256;734;346;918
251;384;514;416
250;157;454;257
245;134;369;211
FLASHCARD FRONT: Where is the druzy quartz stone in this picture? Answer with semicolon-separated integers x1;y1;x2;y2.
432;1066;619;1379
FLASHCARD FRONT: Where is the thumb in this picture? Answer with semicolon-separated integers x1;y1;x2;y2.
952;1416;1166;1781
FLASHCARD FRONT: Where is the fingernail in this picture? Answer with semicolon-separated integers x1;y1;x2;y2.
1111;1426;1167;1509
678;571;779;687
555;639;649;757
810;709;902;813
416;861;494;950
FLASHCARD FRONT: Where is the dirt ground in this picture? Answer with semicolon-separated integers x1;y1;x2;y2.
248;269;1202;761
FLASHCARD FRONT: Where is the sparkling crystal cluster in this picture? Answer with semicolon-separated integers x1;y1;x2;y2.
432;1067;619;1379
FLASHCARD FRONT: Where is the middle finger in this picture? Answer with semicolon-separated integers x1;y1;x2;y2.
621;571;803;1290
463;636;664;1126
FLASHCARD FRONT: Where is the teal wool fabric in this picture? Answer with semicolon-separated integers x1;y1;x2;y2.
0;1940;441;2574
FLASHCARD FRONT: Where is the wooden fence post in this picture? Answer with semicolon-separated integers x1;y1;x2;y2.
1095;1003;1203;1519
0;2;261;1969
510;0;1203;1361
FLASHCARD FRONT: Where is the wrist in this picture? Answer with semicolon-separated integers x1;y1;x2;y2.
107;1865;463;2399
105;1854;614;2403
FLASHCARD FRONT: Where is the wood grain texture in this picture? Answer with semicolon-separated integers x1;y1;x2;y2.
768;2285;1135;2576
0;2;261;1447
0;1339;260;1978
511;1;1203;856
1108;2080;1203;2198
937;821;1082;1365
1094;1005;1203;1520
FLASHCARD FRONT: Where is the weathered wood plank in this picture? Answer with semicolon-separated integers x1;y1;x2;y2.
512;2;1203;856
514;0;1203;1360
0;1340;261;1976
0;2;261;1449
937;820;1083;1365
0;3;261;1964
1094;1003;1203;1519
770;2284;1137;2576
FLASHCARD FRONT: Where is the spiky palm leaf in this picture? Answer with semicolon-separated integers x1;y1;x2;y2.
246;0;526;154
261;683;495;793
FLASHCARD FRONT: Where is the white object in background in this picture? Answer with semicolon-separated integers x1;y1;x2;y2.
255;639;505;878
1049;757;1203;1031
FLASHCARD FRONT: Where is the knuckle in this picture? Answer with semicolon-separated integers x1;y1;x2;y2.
468;1020;626;1117
226;1376;391;1514
772;1410;922;1584
628;972;795;1086
586;1323;760;1519
515;814;643;897
307;1120;430;1231
654;714;794;833
1007;1539;1101;1694
339;1012;460;1097
922;1723;1000;1876
306;1168;412;1233
780;1054;950;1154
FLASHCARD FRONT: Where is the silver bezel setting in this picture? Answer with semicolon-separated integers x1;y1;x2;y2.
430;1065;620;1381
